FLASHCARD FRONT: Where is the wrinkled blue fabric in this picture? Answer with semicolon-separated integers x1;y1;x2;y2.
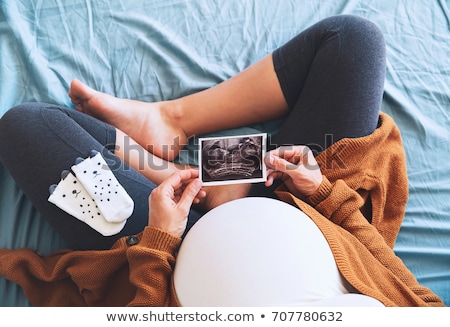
1;0;449;306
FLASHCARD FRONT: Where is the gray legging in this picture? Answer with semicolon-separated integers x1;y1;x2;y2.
0;15;385;250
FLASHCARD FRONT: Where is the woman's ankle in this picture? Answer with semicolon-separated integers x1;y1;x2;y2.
160;99;192;138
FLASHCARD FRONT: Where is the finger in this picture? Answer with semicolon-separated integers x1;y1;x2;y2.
265;173;274;187
174;169;200;184
177;178;203;212
188;168;200;179
192;189;207;204
267;146;312;165
193;190;206;204
163;170;188;189
266;154;298;173
304;149;320;170
265;169;287;187
173;177;198;197
267;146;299;161
156;169;201;203
195;189;207;199
265;169;276;186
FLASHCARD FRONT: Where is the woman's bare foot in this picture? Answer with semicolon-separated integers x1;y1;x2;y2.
68;78;188;161
196;183;252;212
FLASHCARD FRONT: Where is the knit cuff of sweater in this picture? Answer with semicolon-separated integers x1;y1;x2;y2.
306;176;333;207
274;177;333;208
136;226;182;255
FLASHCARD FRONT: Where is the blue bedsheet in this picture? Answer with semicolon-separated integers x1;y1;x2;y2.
1;0;449;306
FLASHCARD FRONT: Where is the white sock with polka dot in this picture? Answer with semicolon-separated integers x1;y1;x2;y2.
48;170;126;236
71;151;134;223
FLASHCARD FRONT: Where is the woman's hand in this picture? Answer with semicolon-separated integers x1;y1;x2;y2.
265;146;323;198
148;169;205;237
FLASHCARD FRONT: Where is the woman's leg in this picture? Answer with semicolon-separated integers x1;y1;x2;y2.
269;15;385;150
69;15;384;162
0;103;201;250
248;15;386;197
68;15;385;205
68;55;289;162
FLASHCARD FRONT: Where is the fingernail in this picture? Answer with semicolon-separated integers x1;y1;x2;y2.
269;155;275;165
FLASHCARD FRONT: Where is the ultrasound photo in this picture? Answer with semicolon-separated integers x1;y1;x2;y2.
198;133;267;186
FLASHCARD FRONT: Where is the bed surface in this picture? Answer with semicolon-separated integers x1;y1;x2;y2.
1;0;449;306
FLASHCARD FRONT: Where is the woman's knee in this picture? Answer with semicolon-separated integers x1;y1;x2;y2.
318;15;386;87
329;15;385;53
1;103;50;142
0;102;46;131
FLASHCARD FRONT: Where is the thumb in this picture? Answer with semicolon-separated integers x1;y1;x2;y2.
177;179;203;212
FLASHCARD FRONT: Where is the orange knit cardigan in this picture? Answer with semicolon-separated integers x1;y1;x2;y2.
0;113;444;307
